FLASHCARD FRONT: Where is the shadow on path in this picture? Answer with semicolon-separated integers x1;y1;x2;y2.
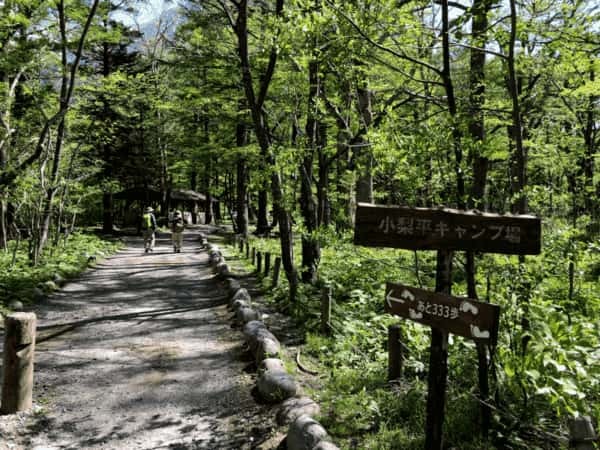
0;228;274;449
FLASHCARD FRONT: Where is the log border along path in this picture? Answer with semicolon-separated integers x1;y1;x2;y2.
0;226;274;449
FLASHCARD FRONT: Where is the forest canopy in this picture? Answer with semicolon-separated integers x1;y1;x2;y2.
1;0;598;447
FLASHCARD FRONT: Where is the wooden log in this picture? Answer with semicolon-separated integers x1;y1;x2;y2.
321;286;332;334
251;247;256;265
388;324;403;381
264;252;271;277
257;251;262;274
569;416;598;450
272;257;282;287
246;241;250;258
1;312;37;414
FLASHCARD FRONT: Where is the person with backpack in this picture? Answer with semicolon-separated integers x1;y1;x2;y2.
141;206;157;253
169;210;185;253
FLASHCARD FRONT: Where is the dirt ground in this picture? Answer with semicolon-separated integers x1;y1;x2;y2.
0;227;282;450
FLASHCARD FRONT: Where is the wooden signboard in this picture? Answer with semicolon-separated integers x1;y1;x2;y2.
352;202;542;450
385;282;500;345
354;203;541;255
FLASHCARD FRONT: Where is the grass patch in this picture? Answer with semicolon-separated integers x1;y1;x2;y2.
225;223;599;449
1;231;122;314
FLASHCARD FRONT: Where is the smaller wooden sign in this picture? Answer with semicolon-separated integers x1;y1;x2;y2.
385;282;500;345
354;203;541;255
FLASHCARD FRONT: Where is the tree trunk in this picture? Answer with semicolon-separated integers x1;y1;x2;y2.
234;0;298;299
425;250;453;450
507;0;531;360
507;5;526;216
582;67;597;221
101;35;114;234
317;144;331;226
300;58;321;284
36;116;65;262
467;0;495;438
272;168;299;300
102;193;113;233
256;186;269;233
355;86;374;205
0;198;6;250
440;0;464;207
236;158;249;235
330;80;353;230
35;0;99;260
236;103;249;236
213;166;222;222
0;140;6;249
0;68;7;249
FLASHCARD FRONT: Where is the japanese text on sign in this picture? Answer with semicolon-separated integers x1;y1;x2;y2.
385;283;501;344
354;203;541;255
378;216;522;244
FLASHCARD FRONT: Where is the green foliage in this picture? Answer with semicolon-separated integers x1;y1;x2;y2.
0;233;121;314
2;0;599;447
242;218;599;448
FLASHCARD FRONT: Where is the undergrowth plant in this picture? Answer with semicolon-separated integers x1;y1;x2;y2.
0;232;122;314
231;221;599;449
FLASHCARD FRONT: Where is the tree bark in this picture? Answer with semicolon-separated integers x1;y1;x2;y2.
582;67;597;220
233;0;298;299
101;33;114;233
34;0;100;261
236;100;249;236
440;0;464;207
355;86;374;204
506;0;532;359
236;158;249;235
507;0;526;216
425;250;453;450
317;143;331;226
300;58;321;284
466;0;495;437
102;193;114;233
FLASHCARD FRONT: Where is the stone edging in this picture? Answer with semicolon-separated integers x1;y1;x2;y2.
203;238;340;450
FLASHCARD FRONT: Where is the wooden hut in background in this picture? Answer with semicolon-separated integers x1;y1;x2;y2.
113;187;217;226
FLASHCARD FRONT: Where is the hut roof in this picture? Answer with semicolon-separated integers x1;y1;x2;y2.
170;189;207;202
113;187;216;202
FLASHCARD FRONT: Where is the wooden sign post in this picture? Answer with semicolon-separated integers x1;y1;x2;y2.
384;282;501;345
354;203;541;450
354;203;541;254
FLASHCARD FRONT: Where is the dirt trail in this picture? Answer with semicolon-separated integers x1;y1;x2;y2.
0;228;274;450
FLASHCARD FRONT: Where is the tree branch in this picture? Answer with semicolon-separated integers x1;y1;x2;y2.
0;0;100;189
256;0;284;110
324;0;443;77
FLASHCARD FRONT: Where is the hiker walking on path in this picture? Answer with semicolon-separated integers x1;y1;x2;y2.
141;206;157;253
0;227;272;449
169;209;185;253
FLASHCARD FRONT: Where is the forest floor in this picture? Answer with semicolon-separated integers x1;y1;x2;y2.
0;226;284;450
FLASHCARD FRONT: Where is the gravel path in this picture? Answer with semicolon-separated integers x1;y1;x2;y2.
0;228;275;450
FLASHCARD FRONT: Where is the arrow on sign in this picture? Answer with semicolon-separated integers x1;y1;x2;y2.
386;289;415;308
386;291;403;308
